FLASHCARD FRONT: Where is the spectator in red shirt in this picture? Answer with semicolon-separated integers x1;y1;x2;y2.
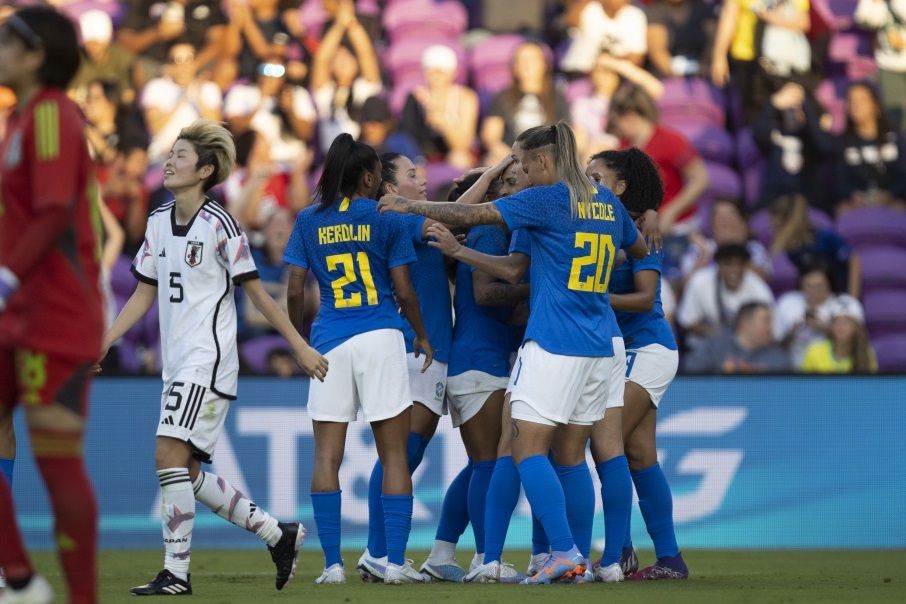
609;84;709;234
0;6;104;604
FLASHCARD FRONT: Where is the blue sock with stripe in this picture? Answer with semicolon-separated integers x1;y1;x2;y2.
483;456;520;563
632;463;680;559
366;432;428;558
382;494;414;566
467;460;496;554
435;459;473;543
0;457;13;485
518;455;574;553
557;462;595;560
311;490;342;567
596;456;633;567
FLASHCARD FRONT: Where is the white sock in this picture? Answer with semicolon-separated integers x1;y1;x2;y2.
192;471;282;547
158;468;195;581
427;539;456;565
471;552;484;569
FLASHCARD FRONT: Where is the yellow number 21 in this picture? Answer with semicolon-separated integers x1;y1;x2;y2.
325;252;378;308
568;232;615;293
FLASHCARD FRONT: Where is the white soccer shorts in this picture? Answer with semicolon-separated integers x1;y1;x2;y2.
625;344;679;407
607;336;627;409
447;370;510;428
406;353;448;416
157;381;229;463
508;340;615;426
308;329;412;423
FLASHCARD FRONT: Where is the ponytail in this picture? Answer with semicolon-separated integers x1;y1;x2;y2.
518;122;593;217
315;133;379;211
589;147;664;215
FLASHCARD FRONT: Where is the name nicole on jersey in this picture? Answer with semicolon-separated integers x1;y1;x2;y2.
318;224;371;245
577;202;616;222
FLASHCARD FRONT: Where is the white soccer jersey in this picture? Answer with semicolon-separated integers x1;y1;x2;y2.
131;199;258;399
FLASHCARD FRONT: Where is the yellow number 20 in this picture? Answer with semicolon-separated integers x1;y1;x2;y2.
326;252;378;308
568;232;615;293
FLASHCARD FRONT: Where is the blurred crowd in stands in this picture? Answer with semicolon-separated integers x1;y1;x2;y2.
1;0;904;374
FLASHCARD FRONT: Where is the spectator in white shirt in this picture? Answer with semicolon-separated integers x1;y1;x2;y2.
560;0;649;74
775;260;837;369
224;54;317;166
678;242;775;350
141;42;222;166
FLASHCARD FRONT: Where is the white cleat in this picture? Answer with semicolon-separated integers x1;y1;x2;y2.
315;563;346;585
594;562;625;583
0;575;54;604
463;560;525;584
356;549;387;583
384;560;429;584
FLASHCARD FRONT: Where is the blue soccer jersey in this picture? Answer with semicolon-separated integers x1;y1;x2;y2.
448;225;513;378
283;198;416;353
608;247;678;351
494;182;638;357
398;215;453;363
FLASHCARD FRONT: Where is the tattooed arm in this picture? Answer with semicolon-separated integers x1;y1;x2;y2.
426;223;530;284
378;194;506;227
473;269;530;307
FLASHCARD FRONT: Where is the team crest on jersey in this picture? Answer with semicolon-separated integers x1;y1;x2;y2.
435;382;445;400
4;130;22;169
185;241;204;267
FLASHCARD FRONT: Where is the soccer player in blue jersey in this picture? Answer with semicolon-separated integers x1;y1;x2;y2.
420;173;531;582
357;152;454;582
586;148;688;581
379;122;649;584
284;134;433;585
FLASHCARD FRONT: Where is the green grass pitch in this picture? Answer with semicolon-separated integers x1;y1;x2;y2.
28;549;906;603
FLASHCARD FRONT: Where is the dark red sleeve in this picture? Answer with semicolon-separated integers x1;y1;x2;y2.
29;98;84;212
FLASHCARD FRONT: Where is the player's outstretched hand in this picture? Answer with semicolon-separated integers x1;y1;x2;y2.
412;336;434;373
378;194;411;215
294;345;328;382
91;347;109;373
639;209;662;253
426;224;462;257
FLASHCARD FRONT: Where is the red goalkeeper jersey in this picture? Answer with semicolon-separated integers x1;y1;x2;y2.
0;88;103;360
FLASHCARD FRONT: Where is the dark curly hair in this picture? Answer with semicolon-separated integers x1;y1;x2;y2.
589;147;664;215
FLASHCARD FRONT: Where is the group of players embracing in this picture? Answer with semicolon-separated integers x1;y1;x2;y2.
0;6;685;603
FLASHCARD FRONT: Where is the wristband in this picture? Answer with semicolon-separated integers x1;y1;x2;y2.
0;266;20;312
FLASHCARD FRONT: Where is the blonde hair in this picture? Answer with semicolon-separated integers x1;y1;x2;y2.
175;120;236;190
769;194;814;254
516;122;594;217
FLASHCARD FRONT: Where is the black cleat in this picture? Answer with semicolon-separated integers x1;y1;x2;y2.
130;570;192;596
268;522;306;590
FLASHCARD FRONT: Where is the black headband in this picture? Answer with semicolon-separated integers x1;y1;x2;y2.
5;14;43;49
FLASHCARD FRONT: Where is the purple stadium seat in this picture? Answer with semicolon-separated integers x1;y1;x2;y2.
299;0;329;36
826;0;858;28
735;128;764;206
769;252;800;297
703;162;742;199
658;77;726;129
871;333;906;372
383;0;468;44
425;162;463;199
240;335;295;375
836;207;906;250
110;255;137;299
863;289;906;334
669;122;735;166
470;34;526;97
859;246;906;289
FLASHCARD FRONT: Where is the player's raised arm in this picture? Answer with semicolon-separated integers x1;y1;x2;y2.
244;276;328;381
426;223;530;285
